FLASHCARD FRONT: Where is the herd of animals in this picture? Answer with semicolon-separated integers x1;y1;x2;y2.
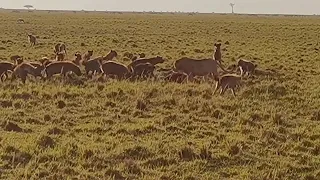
0;34;258;97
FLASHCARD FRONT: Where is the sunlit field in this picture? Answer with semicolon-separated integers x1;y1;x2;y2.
0;9;320;179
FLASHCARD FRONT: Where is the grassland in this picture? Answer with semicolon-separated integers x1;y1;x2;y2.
0;10;320;179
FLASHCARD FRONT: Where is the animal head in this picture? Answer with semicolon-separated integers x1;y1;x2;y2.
87;50;93;56
75;52;82;58
16;58;24;65
214;43;222;49
110;50;118;57
154;56;165;64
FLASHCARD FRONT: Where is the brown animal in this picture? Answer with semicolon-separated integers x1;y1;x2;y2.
174;57;231;81
82;50;93;62
29;62;45;78
27;34;37;46
128;56;165;72
213;43;222;63
237;59;257;76
0;62;15;81
132;62;155;78
56;52;65;61
73;52;82;65
100;61;130;80
102;50;118;61
82;57;103;76
213;74;242;97
44;61;82;79
54;43;67;55
11;62;39;83
164;71;189;83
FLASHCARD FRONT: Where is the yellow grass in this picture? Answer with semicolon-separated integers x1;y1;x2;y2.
0;10;320;179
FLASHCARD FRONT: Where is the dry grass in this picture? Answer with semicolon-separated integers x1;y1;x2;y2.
0;10;320;179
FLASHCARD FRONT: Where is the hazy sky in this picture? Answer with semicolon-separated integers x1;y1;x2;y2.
1;0;319;15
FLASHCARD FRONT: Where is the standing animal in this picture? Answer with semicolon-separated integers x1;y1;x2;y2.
11;62;39;84
44;61;82;79
82;57;103;77
127;56;165;72
27;34;37;46
82;50;93;62
213;43;222;63
73;52;82;65
132;62;155;79
100;61;130;80
213;74;242;97
174;57;231;81
56;52;65;61
0;62;15;82
237;59;257;76
54;43;67;55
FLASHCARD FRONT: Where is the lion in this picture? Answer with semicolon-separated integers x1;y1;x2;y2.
73;52;82;65
29;62;46;78
82;50;93;62
27;34;37;46
237;59;257;76
11;62;40;83
213;43;222;63
44;61;82;79
100;61;130;80
127;56;165;72
174;57;232;81
213;74;242;97
55;52;65;61
81;57;103;77
131;62;155;79
54;43;67;55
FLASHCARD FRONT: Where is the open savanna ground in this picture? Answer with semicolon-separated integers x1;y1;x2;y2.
0;10;320;179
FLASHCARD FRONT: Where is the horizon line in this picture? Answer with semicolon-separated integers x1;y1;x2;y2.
0;7;318;16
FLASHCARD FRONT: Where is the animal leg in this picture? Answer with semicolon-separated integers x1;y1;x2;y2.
213;82;219;95
21;75;26;84
11;72;17;82
231;88;236;97
239;67;244;77
220;86;228;95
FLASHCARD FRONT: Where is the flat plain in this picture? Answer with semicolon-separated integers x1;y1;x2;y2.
0;10;320;180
